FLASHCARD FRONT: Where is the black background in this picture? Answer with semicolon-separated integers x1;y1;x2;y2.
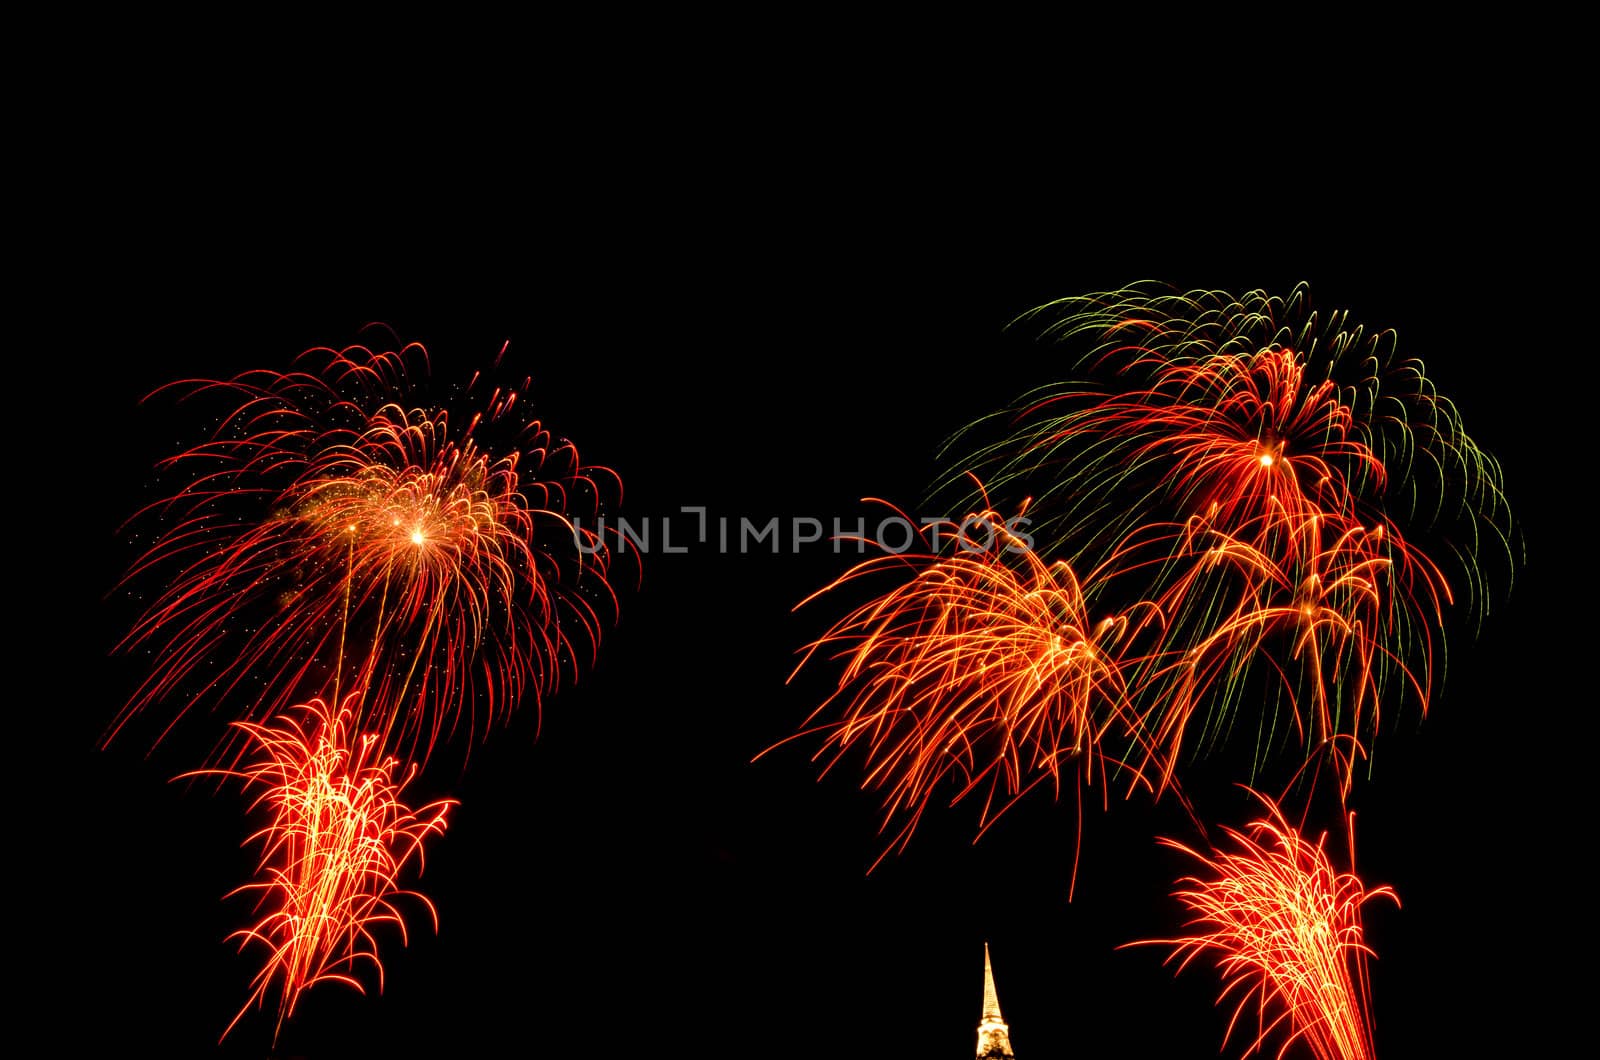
57;150;1580;1059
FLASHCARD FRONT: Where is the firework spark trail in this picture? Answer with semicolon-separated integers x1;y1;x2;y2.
111;340;621;763
772;503;1167;872
1130;792;1396;1060
186;695;455;1042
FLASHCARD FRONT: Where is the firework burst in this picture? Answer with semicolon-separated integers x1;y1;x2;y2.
112;339;621;762
934;283;1511;789
189;695;455;1042
1132;791;1397;1060
775;503;1165;870
944;283;1511;602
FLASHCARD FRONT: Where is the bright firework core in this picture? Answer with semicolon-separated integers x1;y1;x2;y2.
322;463;495;553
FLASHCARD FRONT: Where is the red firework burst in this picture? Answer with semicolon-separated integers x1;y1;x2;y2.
1131;792;1397;1060
112;339;620;761
190;695;455;1042
1028;345;1386;560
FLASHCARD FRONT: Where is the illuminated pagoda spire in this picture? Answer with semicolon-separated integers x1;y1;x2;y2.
976;942;1016;1059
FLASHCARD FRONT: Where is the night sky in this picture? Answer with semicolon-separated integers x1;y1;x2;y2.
64;199;1577;1058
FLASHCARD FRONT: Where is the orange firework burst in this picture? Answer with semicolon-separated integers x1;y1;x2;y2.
775;503;1164;870
112;339;620;761
192;695;455;1042
1132;792;1397;1060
